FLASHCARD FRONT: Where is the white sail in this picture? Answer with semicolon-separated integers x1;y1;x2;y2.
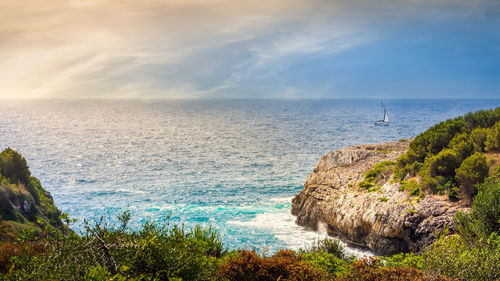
374;100;389;125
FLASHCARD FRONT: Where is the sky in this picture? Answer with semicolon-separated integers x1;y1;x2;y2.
0;0;499;99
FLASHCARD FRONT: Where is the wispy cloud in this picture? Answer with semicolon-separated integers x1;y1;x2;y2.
0;0;498;98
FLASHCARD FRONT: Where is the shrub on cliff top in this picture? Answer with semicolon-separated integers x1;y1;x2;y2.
455;152;489;200
463;107;500;129
395;108;500;180
485;120;500;152
0;148;31;186
393;107;500;201
470;127;489;153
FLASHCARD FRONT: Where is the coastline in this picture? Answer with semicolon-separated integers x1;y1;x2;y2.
291;139;469;255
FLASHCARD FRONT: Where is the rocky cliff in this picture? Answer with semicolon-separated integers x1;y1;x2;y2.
291;140;469;255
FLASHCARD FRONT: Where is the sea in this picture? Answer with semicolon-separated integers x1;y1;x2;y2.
1;99;499;256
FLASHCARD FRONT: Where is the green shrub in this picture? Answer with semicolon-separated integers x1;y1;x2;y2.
0;148;31;185
359;181;372;189
485;121;500;152
5;212;225;281
423;232;500;281
400;180;421;196
384;253;424;270
359;161;395;189
302;251;349;276
455;152;489;200
463;107;500;129
395;108;500;182
409;119;467;162
448;133;474;161
455;178;500;245
423;179;500;280
428;149;461;178
300;238;350;261
470;127;489;152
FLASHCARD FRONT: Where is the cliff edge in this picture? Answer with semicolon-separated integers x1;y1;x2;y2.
291;140;469;255
0;148;64;240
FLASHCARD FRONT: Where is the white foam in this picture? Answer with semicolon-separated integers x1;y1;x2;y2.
228;205;374;258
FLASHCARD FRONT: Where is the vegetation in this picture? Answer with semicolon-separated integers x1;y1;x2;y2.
394;107;500;201
455;153;489;200
358;161;395;190
421;175;500;281
0;148;65;240
485;121;500;152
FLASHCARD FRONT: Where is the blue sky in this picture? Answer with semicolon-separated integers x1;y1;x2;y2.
0;0;499;99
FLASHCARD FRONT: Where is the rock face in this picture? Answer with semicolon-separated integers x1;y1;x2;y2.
291;140;469;255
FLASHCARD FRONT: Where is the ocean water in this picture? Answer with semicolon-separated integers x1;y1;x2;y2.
1;99;499;255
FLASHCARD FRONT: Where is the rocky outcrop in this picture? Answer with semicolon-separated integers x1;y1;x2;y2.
291;140;469;255
0;148;65;240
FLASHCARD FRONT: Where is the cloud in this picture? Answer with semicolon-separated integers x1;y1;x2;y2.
0;0;498;98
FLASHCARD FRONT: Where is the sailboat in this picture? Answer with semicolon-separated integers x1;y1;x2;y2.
374;101;389;126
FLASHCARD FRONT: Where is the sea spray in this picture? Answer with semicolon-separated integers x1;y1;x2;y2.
317;221;329;236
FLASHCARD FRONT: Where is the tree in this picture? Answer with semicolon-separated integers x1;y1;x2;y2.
455;152;489;200
0;148;31;185
485;121;500;152
470;127;489;153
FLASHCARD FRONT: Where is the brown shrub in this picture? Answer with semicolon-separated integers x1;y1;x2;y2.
217;249;327;281
335;257;454;281
0;241;46;273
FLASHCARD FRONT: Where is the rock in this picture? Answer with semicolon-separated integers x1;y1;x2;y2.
291;140;469;256
23;200;32;213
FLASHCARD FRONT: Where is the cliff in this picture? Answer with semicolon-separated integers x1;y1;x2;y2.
291;140;469;255
0;148;64;240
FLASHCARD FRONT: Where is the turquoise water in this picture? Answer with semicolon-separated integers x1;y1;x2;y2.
1;99;499;254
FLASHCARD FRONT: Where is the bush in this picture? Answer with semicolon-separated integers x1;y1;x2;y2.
485;121;500;152
0;148;31;185
448;133;474;161
0;242;46;274
395;107;499;183
384;253;424;270
423;179;500;280
302;251;349;276
5;212;225;281
300;238;349;261
428;149;461;178
423;232;500;281
455;178;500;245
335;257;451;281
409;119;467;162
217;249;327;281
359;161;395;189
463;108;500;129
455;152;489;200
470;127;489;152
